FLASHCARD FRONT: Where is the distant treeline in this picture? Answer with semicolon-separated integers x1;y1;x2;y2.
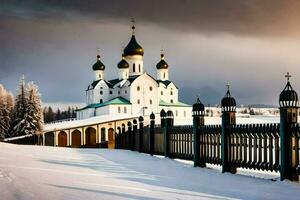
43;106;77;123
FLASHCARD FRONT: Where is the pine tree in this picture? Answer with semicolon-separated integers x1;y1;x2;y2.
26;82;44;135
10;76;30;136
0;85;14;139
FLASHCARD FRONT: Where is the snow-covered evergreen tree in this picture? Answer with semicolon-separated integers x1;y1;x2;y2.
10;76;30;136
26;82;44;135
0;85;14;139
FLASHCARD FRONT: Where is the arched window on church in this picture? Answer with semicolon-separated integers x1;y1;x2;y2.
100;99;103;104
99;74;102;79
139;64;141;72
137;99;140;104
118;107;121;113
137;86;140;91
161;91;163;95
149;86;153;91
149;99;153;105
133;63;136;72
100;91;103;95
124;107;127;113
163;72;166;79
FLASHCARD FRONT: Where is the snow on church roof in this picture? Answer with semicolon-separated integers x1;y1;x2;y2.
77;97;131;111
159;99;191;107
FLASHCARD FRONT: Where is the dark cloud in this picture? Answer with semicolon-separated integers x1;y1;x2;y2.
1;0;300;36
1;1;300;106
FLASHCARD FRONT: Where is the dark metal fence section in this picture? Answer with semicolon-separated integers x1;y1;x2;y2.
154;126;164;155
142;127;150;153
228;123;280;172
199;125;222;165
169;126;193;160
290;123;300;174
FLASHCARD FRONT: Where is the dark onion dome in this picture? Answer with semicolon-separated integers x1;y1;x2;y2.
221;87;236;112
118;55;129;69
92;55;105;71
156;54;169;69
123;25;144;56
193;98;205;112
279;81;299;107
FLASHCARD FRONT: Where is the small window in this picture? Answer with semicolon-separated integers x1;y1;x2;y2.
163;73;165;79
99;74;102;79
170;99;173;103
100;99;103;104
125;90;127;94
170;91;173;95
124;107;127;113
100;91;103;95
137;86;140;91
176;110;178;117
118;107;121;113
137;99;140;104
161;91;163;95
184;111;186;117
149;99;153;105
133;63;136;72
118;91;120;95
109;91;113;95
149;86;153;91
139;64;141;72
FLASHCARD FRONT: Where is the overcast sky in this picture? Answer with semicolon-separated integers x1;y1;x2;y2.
1;0;300;106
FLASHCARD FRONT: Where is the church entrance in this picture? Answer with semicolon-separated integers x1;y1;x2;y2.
108;128;115;149
85;127;97;147
71;130;81;148
58;131;67;147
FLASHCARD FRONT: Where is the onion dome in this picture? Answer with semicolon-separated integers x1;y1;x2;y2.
193;97;205;116
118;55;129;69
221;84;236;112
92;55;105;71
279;73;299;108
156;54;169;69
123;25;144;56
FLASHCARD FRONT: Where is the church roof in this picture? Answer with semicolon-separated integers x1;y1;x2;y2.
87;80;113;90
156;80;178;88
77;97;131;111
159;99;191;107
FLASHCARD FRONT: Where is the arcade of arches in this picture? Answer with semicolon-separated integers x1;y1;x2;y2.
42;117;143;148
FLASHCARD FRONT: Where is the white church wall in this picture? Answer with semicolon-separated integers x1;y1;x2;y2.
130;74;159;116
93;81;111;104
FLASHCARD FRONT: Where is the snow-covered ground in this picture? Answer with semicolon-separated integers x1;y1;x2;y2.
0;143;299;200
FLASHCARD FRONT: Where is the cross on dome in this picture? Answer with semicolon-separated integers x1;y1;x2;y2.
131;18;135;35
285;72;291;82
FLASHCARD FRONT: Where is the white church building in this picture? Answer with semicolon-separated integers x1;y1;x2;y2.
76;24;192;123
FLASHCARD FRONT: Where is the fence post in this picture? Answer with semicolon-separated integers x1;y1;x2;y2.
150;112;155;156
132;120;137;151
279;74;299;181
139;116;144;153
164;111;174;158
127;122;132;150
193;98;206;167
221;84;237;173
